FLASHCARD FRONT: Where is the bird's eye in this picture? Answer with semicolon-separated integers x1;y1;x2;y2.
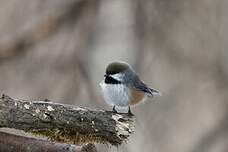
104;74;108;77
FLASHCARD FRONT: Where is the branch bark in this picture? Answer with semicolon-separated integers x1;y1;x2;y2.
0;95;134;146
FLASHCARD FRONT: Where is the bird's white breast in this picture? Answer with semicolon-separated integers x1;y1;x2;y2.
100;80;130;107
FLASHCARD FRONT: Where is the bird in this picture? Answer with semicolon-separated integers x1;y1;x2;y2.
99;61;161;116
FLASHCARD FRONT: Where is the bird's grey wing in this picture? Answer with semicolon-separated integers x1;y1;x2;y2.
132;77;160;97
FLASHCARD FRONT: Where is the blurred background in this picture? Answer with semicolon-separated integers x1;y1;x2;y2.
0;0;227;152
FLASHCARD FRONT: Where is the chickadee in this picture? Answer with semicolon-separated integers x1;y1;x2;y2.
100;61;161;116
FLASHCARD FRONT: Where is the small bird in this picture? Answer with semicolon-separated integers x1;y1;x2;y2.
100;61;161;116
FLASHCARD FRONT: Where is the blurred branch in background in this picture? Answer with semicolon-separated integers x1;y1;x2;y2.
0;132;98;152
0;0;98;61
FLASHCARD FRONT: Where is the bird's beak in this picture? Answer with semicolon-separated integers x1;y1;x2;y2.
99;80;104;87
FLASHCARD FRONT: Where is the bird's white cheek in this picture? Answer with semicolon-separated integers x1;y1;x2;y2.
110;73;124;82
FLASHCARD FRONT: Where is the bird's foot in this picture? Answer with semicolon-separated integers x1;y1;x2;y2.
112;106;118;113
128;106;134;116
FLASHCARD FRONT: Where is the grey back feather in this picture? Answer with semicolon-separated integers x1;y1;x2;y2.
123;69;159;97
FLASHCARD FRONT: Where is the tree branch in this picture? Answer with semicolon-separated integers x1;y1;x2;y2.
0;131;97;152
0;94;134;146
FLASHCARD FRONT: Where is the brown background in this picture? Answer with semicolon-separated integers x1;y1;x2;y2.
0;0;227;152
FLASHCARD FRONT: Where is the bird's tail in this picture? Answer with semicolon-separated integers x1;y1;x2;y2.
147;88;162;97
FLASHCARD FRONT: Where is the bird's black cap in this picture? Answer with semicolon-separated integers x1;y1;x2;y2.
105;62;130;75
